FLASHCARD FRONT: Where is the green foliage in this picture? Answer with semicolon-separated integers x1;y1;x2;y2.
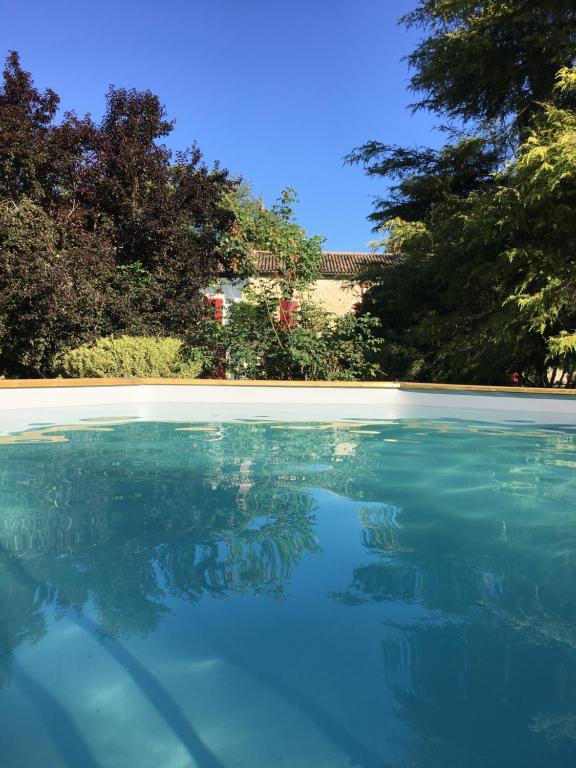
219;185;324;298
191;289;383;381
347;135;503;228
548;333;576;384
501;73;576;383
350;3;576;387
358;73;576;386
53;336;203;379
403;0;576;128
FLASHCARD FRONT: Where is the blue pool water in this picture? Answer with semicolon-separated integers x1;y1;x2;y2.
1;416;576;767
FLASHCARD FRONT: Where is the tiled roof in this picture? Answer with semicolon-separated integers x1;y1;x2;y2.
255;250;396;277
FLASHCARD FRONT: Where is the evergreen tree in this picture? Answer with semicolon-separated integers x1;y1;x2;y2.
349;1;576;386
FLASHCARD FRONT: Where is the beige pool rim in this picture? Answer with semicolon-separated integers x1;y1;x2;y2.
1;378;576;395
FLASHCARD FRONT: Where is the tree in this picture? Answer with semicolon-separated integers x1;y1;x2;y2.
203;185;382;381
0;51;59;203
0;198;117;376
70;85;235;335
356;69;576;386
218;185;324;299
349;2;576;386
347;135;503;228
403;0;576;129
0;52;235;376
494;68;576;383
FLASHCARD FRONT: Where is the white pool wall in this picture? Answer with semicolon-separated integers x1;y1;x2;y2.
1;382;576;429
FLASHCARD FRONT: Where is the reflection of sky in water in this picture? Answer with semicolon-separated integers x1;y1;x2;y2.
1;419;576;767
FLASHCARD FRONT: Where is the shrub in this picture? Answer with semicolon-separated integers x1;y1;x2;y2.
189;290;383;381
53;336;203;379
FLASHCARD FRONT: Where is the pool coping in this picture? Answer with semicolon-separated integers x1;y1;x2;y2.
1;378;576;395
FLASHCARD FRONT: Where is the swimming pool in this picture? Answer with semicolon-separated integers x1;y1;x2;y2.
1;384;576;767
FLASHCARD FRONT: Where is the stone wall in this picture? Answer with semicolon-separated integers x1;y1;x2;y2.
247;277;362;316
305;279;363;316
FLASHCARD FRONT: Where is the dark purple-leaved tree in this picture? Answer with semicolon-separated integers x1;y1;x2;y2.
0;51;59;203
0;52;235;376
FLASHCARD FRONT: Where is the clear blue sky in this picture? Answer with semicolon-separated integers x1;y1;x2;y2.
1;0;438;250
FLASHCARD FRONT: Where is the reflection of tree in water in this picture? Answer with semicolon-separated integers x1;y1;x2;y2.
0;553;46;687
4;418;576;763
0;420;374;687
377;621;576;766
332;451;576;765
358;504;403;552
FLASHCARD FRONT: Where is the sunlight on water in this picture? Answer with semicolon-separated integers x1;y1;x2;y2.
1;418;576;767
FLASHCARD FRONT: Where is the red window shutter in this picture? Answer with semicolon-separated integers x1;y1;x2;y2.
213;297;224;323
205;296;224;324
279;299;299;329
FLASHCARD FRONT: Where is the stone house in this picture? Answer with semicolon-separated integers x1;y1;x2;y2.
205;250;395;321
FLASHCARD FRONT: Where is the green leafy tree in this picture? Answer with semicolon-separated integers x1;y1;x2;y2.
349;2;576;386
359;69;576;386
490;68;576;383
403;0;576;129
205;185;379;381
219;185;324;298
